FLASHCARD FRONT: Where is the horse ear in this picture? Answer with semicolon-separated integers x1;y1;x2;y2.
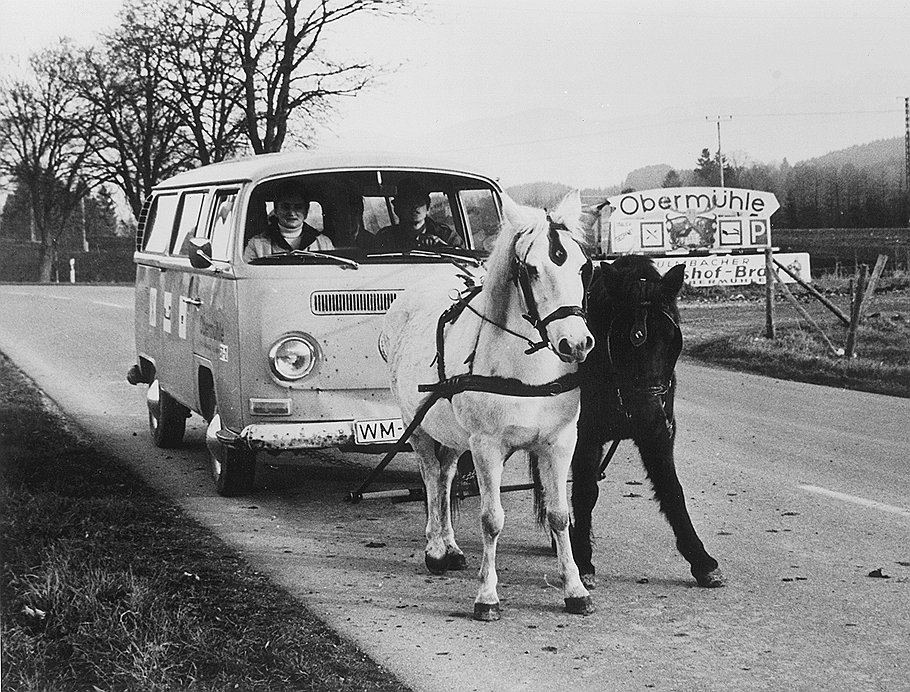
549;190;582;228
500;193;539;231
662;263;686;297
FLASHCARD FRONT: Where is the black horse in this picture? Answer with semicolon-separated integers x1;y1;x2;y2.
570;256;724;588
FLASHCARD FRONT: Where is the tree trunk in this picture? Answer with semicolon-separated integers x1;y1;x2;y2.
38;244;54;283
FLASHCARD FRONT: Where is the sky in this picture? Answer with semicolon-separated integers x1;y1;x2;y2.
3;0;910;189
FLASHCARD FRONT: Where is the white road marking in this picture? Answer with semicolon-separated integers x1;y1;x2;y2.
92;301;130;309
799;484;910;518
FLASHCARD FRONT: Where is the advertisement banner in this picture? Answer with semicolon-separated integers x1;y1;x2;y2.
645;252;811;287
604;187;780;255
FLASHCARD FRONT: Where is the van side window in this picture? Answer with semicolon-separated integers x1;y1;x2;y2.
208;190;238;261
459;189;499;252
142;193;179;253
172;191;209;255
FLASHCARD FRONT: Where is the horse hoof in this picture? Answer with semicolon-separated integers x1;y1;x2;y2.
564;596;596;615
694;568;726;588
473;602;501;621
580;572;597;589
425;553;448;576
446;551;468;571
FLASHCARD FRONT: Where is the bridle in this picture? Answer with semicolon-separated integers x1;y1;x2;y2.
508;219;594;354
603;276;682;433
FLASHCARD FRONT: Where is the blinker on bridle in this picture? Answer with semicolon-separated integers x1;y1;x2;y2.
509;217;593;354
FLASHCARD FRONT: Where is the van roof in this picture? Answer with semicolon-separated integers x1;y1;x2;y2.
153;151;502;190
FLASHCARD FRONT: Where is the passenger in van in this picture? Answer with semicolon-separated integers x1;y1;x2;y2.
243;182;334;261
361;178;462;251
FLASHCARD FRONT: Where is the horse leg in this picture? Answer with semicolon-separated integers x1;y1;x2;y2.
536;442;595;615
469;435;506;621
637;435;725;588
435;443;467;571
570;432;606;589
412;432;460;575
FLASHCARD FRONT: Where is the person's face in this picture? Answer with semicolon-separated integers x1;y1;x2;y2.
274;196;309;229
394;198;428;232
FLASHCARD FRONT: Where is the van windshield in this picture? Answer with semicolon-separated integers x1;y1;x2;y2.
241;170;500;264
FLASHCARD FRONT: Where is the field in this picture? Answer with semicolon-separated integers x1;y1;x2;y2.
773;227;910;273
678;273;910;398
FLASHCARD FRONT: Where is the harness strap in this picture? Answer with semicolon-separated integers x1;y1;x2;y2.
346;371;579;503
434;284;482;381
418;371;579;398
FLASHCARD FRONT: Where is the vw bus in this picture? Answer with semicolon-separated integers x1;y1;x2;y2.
127;152;502;496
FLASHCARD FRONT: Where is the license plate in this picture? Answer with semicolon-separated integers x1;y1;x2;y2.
353;418;405;444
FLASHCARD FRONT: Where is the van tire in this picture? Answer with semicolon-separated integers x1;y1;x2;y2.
147;379;188;448
206;408;256;497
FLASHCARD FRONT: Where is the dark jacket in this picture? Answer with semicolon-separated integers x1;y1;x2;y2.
360;217;462;251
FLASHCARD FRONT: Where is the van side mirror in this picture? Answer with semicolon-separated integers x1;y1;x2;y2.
188;238;213;269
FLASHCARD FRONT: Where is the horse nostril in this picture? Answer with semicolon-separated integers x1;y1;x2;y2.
585;335;594;350
558;338;572;355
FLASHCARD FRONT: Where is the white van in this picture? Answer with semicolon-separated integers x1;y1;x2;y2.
127;152;501;496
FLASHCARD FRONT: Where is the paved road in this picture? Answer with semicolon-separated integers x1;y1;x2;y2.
1;284;908;692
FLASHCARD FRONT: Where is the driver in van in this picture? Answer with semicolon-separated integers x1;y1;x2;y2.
360;178;462;251
243;181;334;261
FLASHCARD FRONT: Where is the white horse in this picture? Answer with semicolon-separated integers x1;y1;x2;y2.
381;191;596;620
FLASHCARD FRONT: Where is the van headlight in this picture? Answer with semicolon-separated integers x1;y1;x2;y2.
269;335;318;381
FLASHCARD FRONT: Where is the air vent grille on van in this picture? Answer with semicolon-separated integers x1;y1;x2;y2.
311;290;402;315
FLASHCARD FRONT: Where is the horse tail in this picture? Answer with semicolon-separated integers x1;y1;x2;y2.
528;452;548;529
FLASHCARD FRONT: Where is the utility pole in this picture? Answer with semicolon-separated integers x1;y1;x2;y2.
905;97;909;222
706;115;733;187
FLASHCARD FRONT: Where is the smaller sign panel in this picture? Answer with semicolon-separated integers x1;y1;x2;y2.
649;252;811;287
604;187;780;255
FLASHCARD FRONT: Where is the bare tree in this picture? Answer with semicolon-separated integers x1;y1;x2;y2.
0;43;102;281
194;0;408;153
132;0;247;165
74;10;193;219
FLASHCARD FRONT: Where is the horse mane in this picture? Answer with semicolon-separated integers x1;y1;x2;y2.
482;193;587;327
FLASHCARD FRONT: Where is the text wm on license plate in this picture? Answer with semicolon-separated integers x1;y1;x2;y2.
354;418;405;444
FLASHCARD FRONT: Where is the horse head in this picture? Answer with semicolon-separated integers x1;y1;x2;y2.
497;191;595;363
588;256;685;410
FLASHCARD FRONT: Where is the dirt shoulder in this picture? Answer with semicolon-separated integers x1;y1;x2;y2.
0;353;409;692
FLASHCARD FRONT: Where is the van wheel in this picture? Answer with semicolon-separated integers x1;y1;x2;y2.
147;379;188;448
206;409;256;497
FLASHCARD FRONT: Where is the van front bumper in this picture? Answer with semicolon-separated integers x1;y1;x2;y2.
215;419;408;454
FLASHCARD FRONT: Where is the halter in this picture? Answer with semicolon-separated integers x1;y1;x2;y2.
603;277;682;434
509;218;593;354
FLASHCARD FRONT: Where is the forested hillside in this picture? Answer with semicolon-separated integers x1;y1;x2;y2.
508;137;909;230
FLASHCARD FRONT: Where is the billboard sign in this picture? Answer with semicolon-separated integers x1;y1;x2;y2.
604;187;780;255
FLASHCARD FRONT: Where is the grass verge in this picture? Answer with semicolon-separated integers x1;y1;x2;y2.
0;354;408;692
679;279;910;398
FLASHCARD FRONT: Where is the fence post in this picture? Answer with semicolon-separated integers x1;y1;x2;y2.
764;248;776;339
69;257;76;284
858;254;888;320
844;264;867;358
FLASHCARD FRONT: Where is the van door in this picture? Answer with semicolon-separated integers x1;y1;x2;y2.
160;190;210;410
135;192;180;381
192;188;241;420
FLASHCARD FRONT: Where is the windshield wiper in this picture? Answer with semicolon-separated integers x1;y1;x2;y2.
367;249;484;267
256;249;360;269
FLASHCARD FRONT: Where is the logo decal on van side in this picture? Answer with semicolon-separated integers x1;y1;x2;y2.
219;344;229;362
178;300;188;339
149;287;157;326
163;291;172;334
